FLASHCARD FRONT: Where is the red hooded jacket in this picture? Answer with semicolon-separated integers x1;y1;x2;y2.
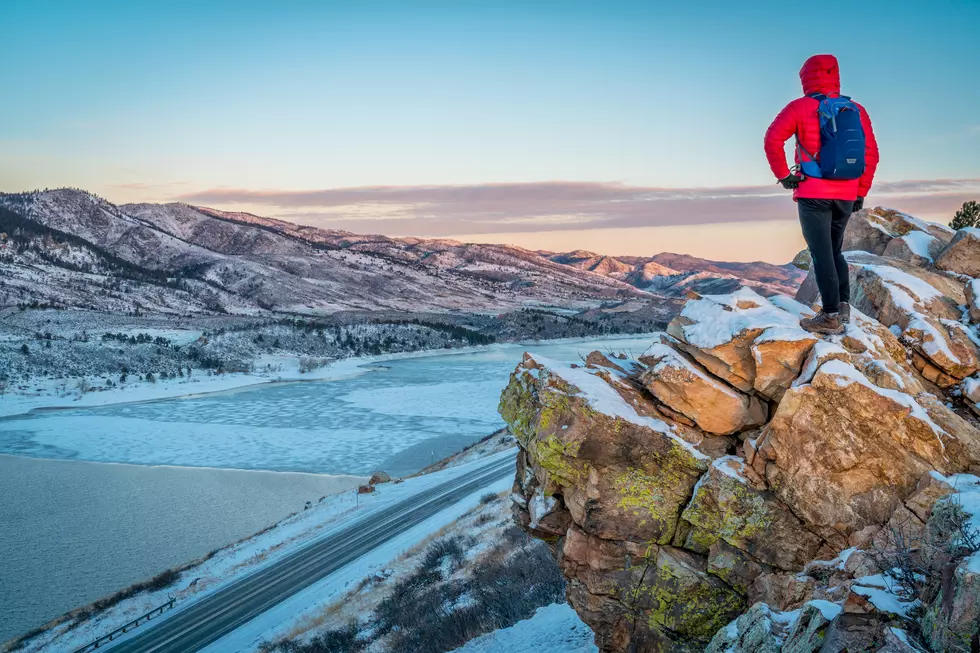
765;54;879;200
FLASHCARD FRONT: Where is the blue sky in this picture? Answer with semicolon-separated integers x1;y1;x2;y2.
2;1;978;260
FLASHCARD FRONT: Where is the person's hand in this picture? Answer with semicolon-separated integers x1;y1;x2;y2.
853;197;865;212
778;174;803;190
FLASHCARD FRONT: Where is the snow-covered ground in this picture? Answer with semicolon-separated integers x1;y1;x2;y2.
449;603;598;653
14;449;517;653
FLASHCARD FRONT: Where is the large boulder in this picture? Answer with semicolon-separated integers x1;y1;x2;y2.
935;227;980;277
667;287;814;394
676;456;822;570
638;344;767;435
842;208;897;255
755;358;980;544
500;353;710;544
845;251;965;322
882;231;943;266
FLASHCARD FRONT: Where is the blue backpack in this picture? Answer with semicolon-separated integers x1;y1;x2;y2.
797;94;866;180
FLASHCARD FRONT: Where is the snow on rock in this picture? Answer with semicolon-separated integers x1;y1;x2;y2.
502;205;980;653
673;287;807;350
449;603;598;653
936;226;980;277
851;572;920;618
884;230;942;265
521;353;710;461
528;488;559;529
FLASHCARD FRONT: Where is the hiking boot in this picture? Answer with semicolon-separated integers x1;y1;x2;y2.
800;311;845;335
840;302;851;324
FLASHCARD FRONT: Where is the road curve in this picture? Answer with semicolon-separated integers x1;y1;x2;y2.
105;455;516;653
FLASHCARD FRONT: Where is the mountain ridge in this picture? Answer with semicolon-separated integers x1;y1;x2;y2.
0;188;803;316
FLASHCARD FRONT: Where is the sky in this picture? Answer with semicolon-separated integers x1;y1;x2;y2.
2;0;979;262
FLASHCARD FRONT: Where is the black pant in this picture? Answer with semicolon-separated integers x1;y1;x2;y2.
798;198;854;314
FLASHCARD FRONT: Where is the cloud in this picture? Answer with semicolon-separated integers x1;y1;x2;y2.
174;179;980;237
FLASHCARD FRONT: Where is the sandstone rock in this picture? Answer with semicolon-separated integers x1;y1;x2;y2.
935;227;980;277
499;353;710;544
879;626;927;652
842;208;896;255
782;600;843;652
667;287;814;393
749;571;817;611
703;602;785;653
706;539;772;594
817;612;890;652
792;249;812;271
368;470;391;484
633;546;746;642
904;316;980;381
846;251;965;323
892;211;956;245
966;279;980;324
904;471;957;522
883;231;943;266
639;344;767;435
503;226;980;652
750;328;818;401
757;359;970;543
963;376;980;417
527;487;571;536
678;456;822;570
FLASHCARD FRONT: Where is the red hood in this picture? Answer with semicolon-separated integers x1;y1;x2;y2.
800;54;840;96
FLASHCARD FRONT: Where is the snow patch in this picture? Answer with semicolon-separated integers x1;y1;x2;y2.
528;354;710;462
678;288;806;350
900;231;938;261
449;603;598;653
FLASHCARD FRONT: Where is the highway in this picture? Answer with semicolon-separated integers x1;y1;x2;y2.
104;454;516;653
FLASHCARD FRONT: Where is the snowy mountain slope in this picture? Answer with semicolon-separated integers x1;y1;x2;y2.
0;188;803;316
0;190;649;314
544;249;805;297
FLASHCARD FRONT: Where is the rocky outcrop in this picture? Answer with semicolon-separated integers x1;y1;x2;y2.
502;207;980;652
935;227;980;277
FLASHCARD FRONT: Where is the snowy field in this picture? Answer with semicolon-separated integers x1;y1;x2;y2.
0;335;657;475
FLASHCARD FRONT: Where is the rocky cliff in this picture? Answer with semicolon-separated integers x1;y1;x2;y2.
500;207;980;652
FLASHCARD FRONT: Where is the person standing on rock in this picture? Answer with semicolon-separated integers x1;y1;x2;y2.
765;54;879;335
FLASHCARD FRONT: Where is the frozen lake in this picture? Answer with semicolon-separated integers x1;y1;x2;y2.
0;335;654;644
0;455;362;645
0;336;655;476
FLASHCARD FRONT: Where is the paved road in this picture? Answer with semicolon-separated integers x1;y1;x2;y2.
104;455;516;653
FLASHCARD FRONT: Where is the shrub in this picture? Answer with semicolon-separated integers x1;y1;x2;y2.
950;200;980;230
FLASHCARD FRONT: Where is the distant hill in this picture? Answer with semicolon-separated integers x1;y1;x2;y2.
0;189;803;316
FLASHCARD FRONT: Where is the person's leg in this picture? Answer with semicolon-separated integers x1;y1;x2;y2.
830;200;854;306
798;198;840;313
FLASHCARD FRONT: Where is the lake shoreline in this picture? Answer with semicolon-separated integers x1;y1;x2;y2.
1;332;660;419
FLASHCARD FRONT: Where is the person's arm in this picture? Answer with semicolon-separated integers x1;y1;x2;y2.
764;101;799;181
857;104;879;199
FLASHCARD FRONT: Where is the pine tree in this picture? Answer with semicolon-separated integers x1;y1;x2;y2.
950;200;980;230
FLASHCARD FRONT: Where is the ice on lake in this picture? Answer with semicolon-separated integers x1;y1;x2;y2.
0;336;654;476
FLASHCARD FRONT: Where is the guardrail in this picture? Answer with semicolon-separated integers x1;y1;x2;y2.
71;597;175;653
